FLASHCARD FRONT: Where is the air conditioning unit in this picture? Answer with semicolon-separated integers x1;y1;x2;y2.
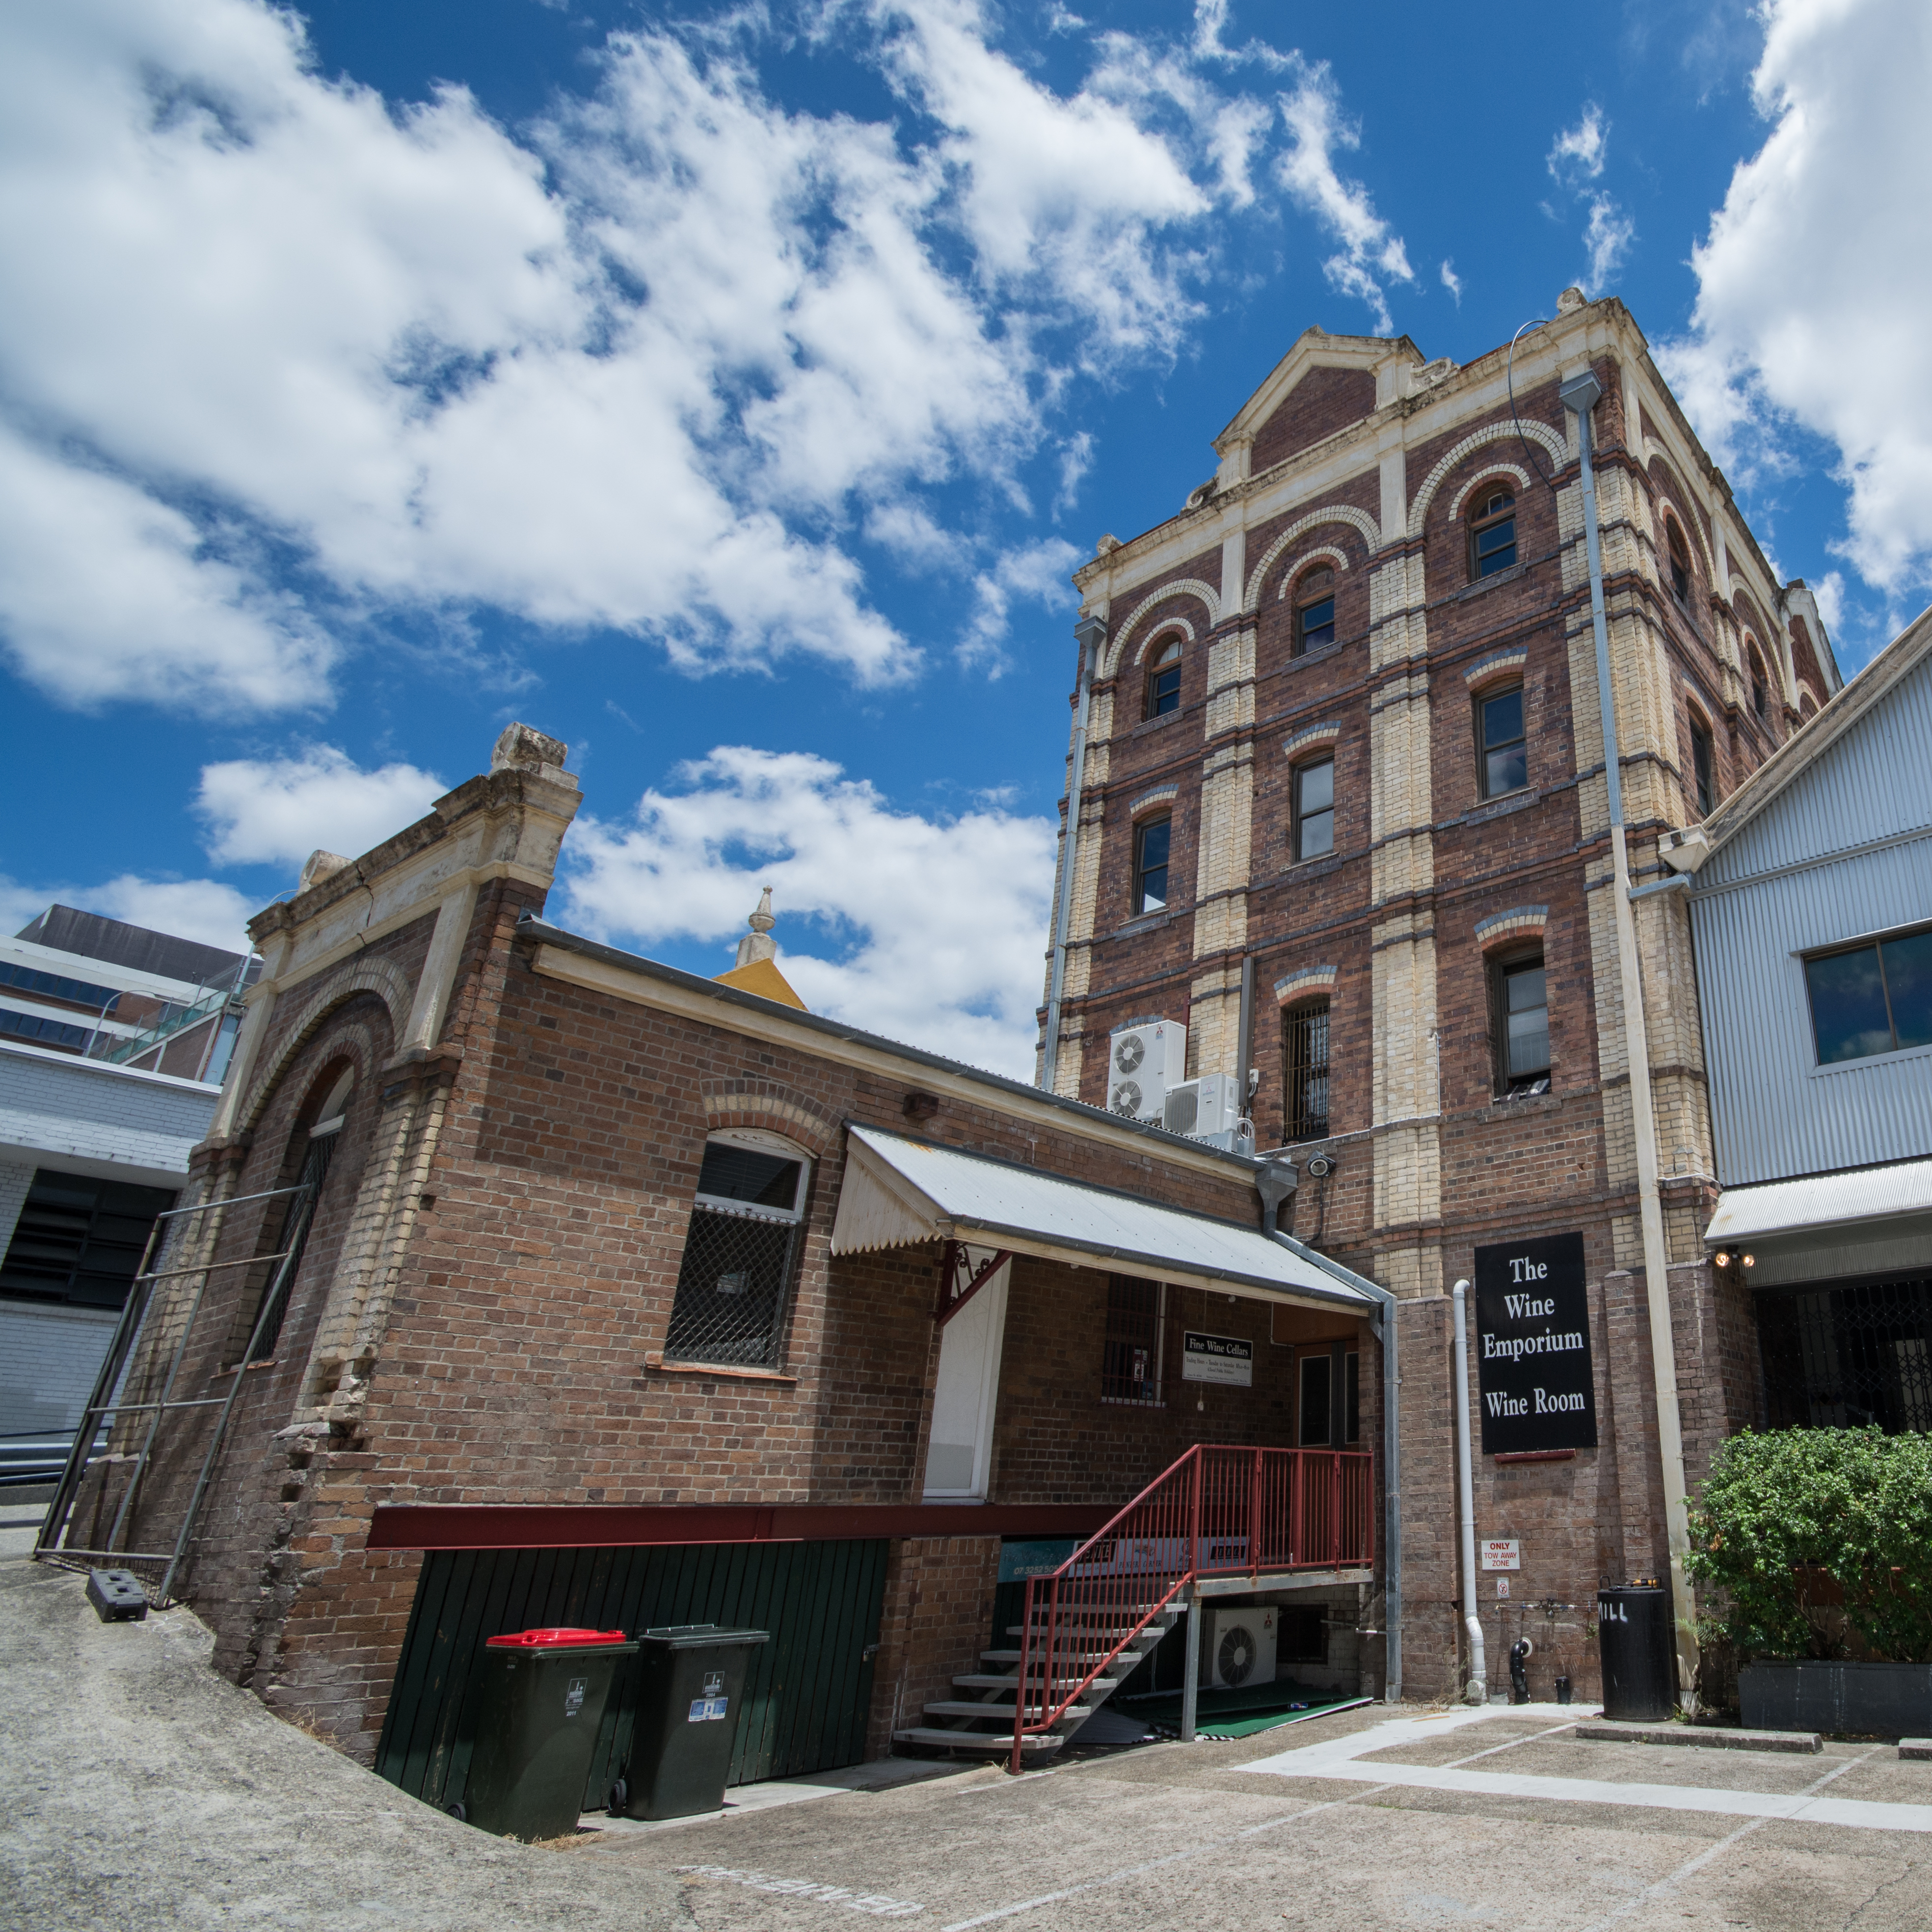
1161;1073;1243;1142
1208;1606;1277;1689
1107;1019;1185;1124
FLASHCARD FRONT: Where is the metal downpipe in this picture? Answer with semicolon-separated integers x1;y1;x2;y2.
1452;1279;1486;1703
1038;616;1105;1092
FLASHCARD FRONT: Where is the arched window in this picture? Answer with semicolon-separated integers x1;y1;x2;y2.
1293;567;1336;655
1468;485;1517;579
230;1062;352;1365
664;1129;811;1368
1144;638;1182;719
1747;645;1769;722
1689;710;1717;816
1665;517;1693;606
1475;682;1528;799
1489;949;1550;1099
1282;1000;1330;1141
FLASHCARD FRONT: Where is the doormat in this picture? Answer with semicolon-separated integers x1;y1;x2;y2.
1121;1682;1370;1740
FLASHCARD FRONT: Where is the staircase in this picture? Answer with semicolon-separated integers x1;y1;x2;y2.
893;1443;1374;1767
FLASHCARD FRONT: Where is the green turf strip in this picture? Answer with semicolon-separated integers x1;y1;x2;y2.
1122;1681;1369;1738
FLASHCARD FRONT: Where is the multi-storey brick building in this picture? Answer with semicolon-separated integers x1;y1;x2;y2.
37;724;1390;1797
1041;290;1840;1700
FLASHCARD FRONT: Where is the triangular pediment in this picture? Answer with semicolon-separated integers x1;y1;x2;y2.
1215;327;1424;454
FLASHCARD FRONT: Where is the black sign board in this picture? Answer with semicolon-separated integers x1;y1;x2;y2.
1473;1231;1597;1454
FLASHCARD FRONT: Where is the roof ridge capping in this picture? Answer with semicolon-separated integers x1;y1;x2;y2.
1682;597;1932;868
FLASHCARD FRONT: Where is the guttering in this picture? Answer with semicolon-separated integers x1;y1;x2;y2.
1451;1279;1486;1703
1562;368;1699;1705
1272;1228;1402;1705
1040;615;1107;1093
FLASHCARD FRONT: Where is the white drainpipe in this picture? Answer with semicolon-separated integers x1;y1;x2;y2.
1451;1278;1486;1704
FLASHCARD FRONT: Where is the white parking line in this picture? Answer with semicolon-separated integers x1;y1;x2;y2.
1240;1705;1932;1834
675;1862;926;1917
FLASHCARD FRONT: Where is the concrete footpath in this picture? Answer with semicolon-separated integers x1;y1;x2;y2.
0;1507;682;1930
8;1486;1932;1930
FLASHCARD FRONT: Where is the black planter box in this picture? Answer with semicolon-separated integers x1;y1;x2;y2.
1739;1661;1932;1738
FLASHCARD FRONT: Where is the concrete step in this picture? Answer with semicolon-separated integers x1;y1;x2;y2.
954;1671;1127;1693
892;1727;1062;1755
921;1700;1096;1723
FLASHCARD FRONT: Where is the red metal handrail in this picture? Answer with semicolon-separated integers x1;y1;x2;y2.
1008;1444;1373;1771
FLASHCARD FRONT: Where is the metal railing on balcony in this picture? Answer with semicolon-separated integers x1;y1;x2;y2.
1009;1443;1373;1771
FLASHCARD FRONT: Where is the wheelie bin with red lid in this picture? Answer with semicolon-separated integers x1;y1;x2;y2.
454;1627;637;1839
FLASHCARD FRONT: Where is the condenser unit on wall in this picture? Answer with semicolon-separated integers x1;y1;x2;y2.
1208;1606;1277;1689
1108;1019;1186;1123
1161;1073;1243;1143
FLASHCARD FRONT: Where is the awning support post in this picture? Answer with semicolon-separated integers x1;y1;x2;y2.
1180;1583;1200;1744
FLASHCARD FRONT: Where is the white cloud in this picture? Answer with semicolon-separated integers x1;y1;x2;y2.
1548;106;1608;187
1439;259;1463;305
1055;432;1095;515
4;0;1320;715
0;424;333;713
1275;63;1413;333
960;537;1082;668
1661;0;1932;596
1582;194;1636;290
560;745;1055;1076
194;746;449;868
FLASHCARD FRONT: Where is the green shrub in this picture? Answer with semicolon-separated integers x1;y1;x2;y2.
1688;1427;1932;1664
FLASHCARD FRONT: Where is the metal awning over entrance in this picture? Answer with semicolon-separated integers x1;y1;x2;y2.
1704;1157;1932;1245
831;1125;1372;1315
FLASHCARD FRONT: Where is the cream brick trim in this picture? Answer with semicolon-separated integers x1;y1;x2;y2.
1274;965;1338;1005
1473;905;1549;949
700;1081;839;1157
1448;464;1532;522
1407;421;1565;540
238;956;416;1133
1274;545;1351;596
1243;508;1382;613
1463;647;1528;687
1642;440;1719;582
1128;784;1180;818
1102;579;1221;677
1131;617;1195;666
1282;722;1342;759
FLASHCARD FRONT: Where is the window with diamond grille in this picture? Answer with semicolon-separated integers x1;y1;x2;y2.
664;1134;810;1368
1756;1276;1932;1434
1101;1274;1164;1403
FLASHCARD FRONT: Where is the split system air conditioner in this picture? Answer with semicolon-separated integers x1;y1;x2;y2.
1108;1018;1186;1123
1161;1073;1244;1143
1208;1606;1277;1689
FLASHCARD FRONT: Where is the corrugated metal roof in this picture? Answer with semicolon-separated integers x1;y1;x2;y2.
1704;1158;1932;1244
832;1125;1372;1310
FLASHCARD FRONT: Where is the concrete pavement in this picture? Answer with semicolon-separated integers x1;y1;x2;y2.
7;1495;1932;1931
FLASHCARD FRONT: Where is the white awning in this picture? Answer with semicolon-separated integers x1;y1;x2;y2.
832;1125;1373;1313
1704;1157;1932;1245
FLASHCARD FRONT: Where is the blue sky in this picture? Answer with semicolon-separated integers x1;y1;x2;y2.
4;0;1928;1074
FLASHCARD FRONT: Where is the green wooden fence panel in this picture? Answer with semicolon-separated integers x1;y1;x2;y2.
374;1538;891;1813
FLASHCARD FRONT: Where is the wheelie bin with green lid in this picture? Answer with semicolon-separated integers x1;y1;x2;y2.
608;1623;770;1821
455;1627;636;1839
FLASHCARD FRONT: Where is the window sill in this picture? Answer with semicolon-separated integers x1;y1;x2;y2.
1272;853;1344;884
1129;708;1189;739
1100;1395;1167;1408
1453;560;1528;602
1458;786;1539;828
1476;1090;1561;1122
1284;639;1348;670
1111;911;1176;939
645;1351;798;1383
1805;1040;1932;1078
213;1358;279;1378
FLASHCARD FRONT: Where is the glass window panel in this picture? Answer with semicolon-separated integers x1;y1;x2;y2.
1482;689;1523;749
1504;963;1549;1080
1880;930;1932;1050
1299;595;1335;651
1475;517;1516;576
1148;664;1181;716
1136;817;1170;912
1298;808;1333;861
697;1142;804;1212
1485;746;1528;796
1806;946;1894;1064
1297;759;1333;813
